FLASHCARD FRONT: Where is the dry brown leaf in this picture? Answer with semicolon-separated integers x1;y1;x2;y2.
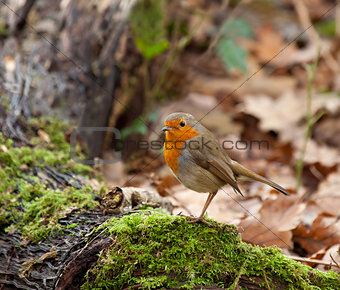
310;169;340;217
313;116;340;148
271;40;331;68
238;195;305;248
242;91;307;139
242;91;340;142
242;91;340;166
299;202;324;227
260;195;306;231
37;129;51;143
232;197;263;219
238;216;293;248
189;73;295;99
0;144;9;153
309;246;328;261
316;244;340;271
251;25;288;63
293;214;340;255
294;139;340;167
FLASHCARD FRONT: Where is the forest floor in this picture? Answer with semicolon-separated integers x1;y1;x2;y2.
1;0;340;289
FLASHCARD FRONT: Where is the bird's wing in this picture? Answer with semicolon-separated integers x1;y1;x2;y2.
186;133;243;196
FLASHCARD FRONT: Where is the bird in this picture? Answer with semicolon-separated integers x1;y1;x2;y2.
162;112;289;225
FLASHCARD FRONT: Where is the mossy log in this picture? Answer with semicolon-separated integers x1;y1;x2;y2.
56;210;340;289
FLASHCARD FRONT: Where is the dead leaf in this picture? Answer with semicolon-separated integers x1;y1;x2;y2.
189;73;295;99
273;40;331;68
0;144;8;152
242;91;340;142
313;115;340;148
294;139;340;167
299;202;324;227
310;169;340;217
309;246;328;262
293;214;340;255
37;129;51;143
20;248;57;278
242;91;340;167
242;91;306;140
238;195;305;248
316;244;340;271
251;25;289;64
239;216;293;248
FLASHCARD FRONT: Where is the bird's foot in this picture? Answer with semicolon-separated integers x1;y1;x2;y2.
180;214;213;227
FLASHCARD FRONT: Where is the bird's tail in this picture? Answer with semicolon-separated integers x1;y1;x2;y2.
231;161;289;196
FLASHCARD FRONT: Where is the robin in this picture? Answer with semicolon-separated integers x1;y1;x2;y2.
162;112;289;225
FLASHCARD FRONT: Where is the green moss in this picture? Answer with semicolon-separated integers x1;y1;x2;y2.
20;186;97;241
0;118;92;175
0;171;98;241
0;118;98;241
82;210;340;289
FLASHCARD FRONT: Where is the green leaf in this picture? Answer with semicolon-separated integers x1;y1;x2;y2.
221;19;253;39
135;38;169;60
216;39;247;72
129;0;169;60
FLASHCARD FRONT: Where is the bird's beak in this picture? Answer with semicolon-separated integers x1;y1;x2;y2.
162;126;172;132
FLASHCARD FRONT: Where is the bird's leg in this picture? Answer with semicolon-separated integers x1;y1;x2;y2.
181;191;217;226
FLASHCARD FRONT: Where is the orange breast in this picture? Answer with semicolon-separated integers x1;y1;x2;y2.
163;126;199;174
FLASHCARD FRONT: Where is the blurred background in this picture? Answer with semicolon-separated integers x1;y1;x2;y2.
1;0;340;269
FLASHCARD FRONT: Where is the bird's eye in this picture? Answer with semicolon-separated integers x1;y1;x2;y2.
180;121;185;127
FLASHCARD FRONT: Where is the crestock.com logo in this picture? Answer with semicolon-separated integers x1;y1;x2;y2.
70;127;270;164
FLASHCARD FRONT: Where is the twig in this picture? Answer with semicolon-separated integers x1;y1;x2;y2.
262;268;271;290
330;253;340;268
286;255;340;269
295;42;322;191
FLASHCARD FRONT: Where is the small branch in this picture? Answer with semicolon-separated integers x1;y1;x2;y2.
286;255;340;269
295;42;320;191
330;253;340;268
262;268;271;290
